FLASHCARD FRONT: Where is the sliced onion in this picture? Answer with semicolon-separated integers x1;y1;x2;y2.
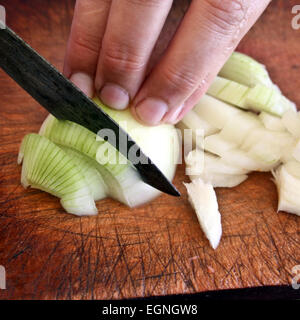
184;179;222;249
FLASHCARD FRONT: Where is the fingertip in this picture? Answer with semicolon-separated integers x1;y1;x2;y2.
134;98;168;126
163;104;184;124
98;83;129;110
69;72;94;98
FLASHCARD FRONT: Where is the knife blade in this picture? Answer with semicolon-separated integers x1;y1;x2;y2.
0;26;180;197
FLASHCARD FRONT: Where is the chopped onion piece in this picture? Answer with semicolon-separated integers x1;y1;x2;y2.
273;164;300;216
259;112;286;132
281;110;300;138
241;128;294;163
208;77;295;116
184;179;222;249
221;149;279;172
185;149;204;176
244;84;282;115
181;109;219;137
189;172;248;188
207;76;250;109
248;141;282;164
185;149;248;188
19;134;98;216
219;52;273;88
186;149;248;175
220;112;262;146
284;160;300;179
292;140;300;162
193;94;241;129
204;134;237;156
175;121;204;151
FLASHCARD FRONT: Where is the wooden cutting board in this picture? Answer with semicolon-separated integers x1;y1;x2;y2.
0;0;299;300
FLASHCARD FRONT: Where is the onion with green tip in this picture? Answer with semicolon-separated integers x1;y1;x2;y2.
18;134;97;216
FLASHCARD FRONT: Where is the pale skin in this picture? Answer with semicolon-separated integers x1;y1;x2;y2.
64;0;271;126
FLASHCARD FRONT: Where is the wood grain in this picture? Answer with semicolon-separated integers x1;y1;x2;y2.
0;0;299;300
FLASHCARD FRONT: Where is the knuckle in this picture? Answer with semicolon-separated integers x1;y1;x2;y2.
203;0;248;32
162;64;199;95
73;31;100;54
102;42;146;74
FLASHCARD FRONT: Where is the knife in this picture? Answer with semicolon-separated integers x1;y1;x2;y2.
0;26;180;197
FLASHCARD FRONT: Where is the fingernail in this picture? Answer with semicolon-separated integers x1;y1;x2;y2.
99;83;129;110
166;104;184;124
135;98;168;125
69;72;93;97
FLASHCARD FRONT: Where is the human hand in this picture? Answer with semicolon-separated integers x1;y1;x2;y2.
64;0;271;125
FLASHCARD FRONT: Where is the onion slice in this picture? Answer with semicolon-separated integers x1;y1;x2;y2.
184;179;222;249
